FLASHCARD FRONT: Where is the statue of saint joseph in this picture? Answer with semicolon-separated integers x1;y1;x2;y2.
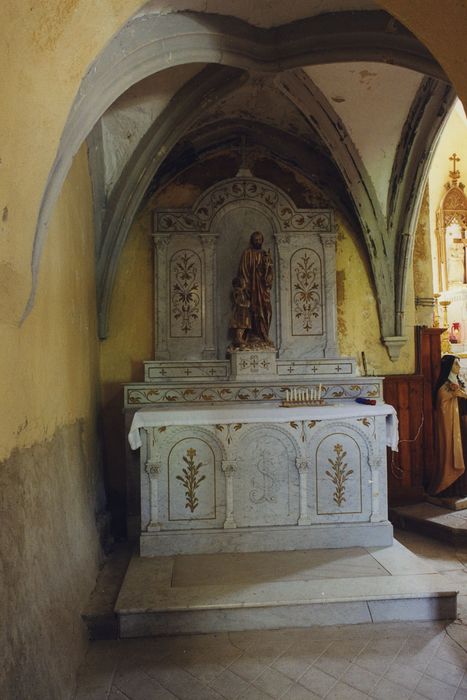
230;231;274;349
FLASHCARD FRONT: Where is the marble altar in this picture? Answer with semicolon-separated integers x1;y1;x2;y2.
124;173;398;555
129;402;397;556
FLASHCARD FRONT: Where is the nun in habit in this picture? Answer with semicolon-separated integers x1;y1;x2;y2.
430;354;467;495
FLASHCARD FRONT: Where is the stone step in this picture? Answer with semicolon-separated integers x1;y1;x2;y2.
390;502;467;547
82;542;133;640
114;542;457;638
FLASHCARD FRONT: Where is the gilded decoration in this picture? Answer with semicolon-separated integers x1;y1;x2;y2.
169;250;202;337
215;423;243;444
125;382;382;406
291;249;323;336
156;179;332;234
325;443;354;507
289;420;320;442
176;447;206;512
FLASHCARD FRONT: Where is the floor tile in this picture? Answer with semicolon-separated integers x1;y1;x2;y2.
241;686;276;700
371;676;411;700
113;668;178;700
383;660;423;691
326;680;368;699
282;684;322;700
108;689;130;700
75;690;110;700
415;674;458;700
340;663;380;694
425;657;465;687
228;653;269;682
209;668;250;699
271;651;312;681
298;666;337;697
252;667;293;698
313;651;352;679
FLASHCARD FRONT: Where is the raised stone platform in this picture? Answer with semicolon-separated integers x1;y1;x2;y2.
115;541;457;638
390;502;467;546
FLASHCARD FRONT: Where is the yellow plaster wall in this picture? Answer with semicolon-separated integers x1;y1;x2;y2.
0;145;102;699
336;215;415;376
0;144;100;460
1;2;466;346
100;210;153;506
1;1;143;328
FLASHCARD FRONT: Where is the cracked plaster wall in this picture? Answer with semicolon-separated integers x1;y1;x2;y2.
0;145;103;699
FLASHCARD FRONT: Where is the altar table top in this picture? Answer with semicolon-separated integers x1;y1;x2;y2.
128;402;398;452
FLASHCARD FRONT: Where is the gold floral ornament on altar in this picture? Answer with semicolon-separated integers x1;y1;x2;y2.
325;444;354;507
176;447;205;512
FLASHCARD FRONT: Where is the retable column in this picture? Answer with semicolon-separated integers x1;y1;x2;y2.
145;427;162;531
153;234;171;359
319;230;338;357
199;234;218;359
296;458;312;525
222;460;238;529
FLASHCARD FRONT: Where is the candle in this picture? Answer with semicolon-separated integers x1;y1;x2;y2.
319;383;322;400
293;388;297;401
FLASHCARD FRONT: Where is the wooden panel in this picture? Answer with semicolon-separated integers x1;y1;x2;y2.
383;327;443;506
416;327;444;490
383;375;425;505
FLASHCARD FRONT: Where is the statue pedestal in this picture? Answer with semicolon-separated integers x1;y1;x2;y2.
426;495;467;511
229;349;277;380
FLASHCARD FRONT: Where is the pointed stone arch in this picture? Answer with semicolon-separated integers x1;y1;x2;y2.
24;8;447;330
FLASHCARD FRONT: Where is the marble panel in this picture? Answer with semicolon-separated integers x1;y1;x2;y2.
169;248;202;338
230;351;277;380
171;549;389;587
144;361;229;382
232;426;300;527
141;426;226;533
167;437;216;522
368;597;457;622
290;248;324;337
315;432;363;517
139;522;393;556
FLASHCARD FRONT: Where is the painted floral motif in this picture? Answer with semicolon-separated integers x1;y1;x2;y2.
291;250;322;335
325;443;354;507
176;447;205;512
170;250;201;336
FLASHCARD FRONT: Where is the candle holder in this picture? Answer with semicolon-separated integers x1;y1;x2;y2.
281;398;326;407
281;386;326;407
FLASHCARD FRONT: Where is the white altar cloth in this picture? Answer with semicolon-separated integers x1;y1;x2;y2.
128;402;398;451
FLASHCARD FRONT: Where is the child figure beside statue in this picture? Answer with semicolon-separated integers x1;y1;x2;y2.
429;354;467;502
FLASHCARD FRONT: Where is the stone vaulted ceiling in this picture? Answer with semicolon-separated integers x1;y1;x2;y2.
31;1;457;359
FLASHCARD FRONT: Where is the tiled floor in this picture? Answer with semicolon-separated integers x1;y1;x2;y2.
74;530;467;700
